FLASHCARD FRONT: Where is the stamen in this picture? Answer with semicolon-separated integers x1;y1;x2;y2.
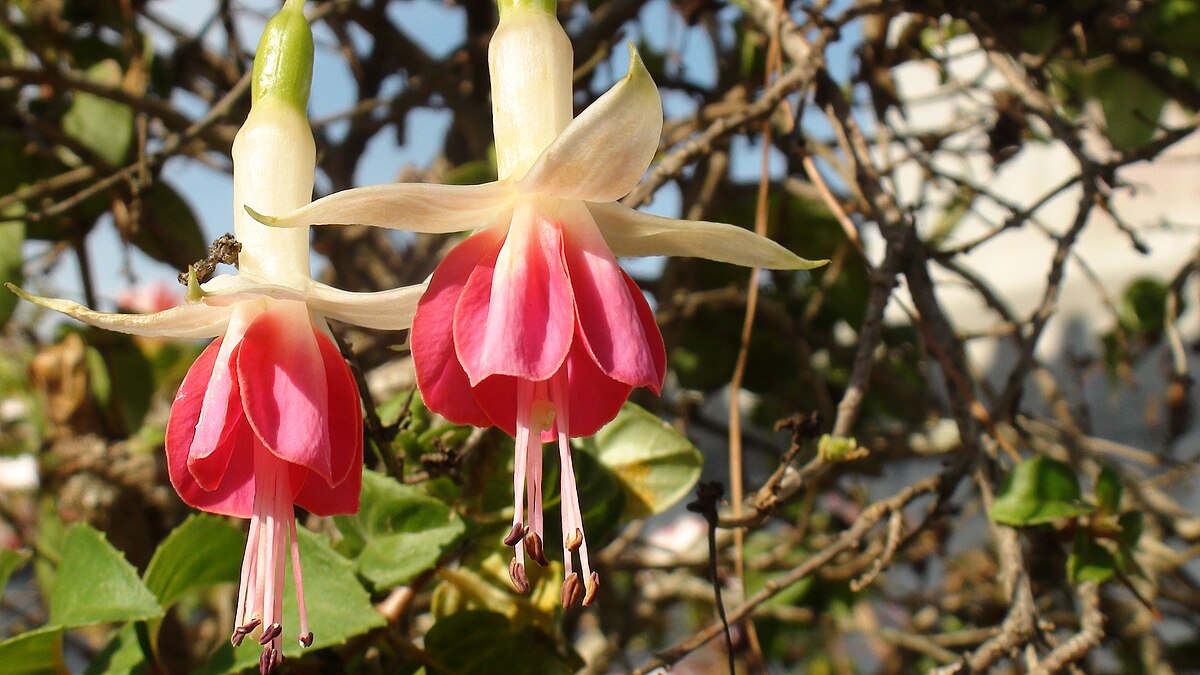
231;618;262;646
524;530;548;567
506;380;535;547
583;571;600;606
560;571;583;607
234;513;262;630
564;528;583;552
258;644;282;675
508;557;530;593
550;371;597;596
287;512;310;646
258;622;283;646
502;522;526;547
525;402;546;567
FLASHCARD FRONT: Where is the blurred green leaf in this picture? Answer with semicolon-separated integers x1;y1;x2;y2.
0;219;23;325
85;624;146;675
0;548;29;596
1119;277;1170;341
334;470;465;589
1095;465;1122;514
1116;510;1146;576
423;611;580;675
1094;65;1168;150
579;403;703;519
87;331;155;435
49;524;163;628
0;626;66;675
989;456;1094;526
200;526;385;674
1067;530;1116;585
131;183;207;270
143;514;244;608
62;60;134;166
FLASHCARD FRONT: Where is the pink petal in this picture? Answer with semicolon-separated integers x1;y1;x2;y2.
293;457;361;516
454;206;574;385
622;270;666;393
470;374;519;437
165;339;255;517
315;324;362;488
411;229;504;428
563;214;664;391
560;339;633;438
236;300;334;482
188;303;263;477
472;339;632;440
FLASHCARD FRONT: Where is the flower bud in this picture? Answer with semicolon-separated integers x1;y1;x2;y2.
252;0;313;112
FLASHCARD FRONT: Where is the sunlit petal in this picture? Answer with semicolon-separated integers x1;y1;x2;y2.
165;338;256;518
7;283;233;338
247;181;514;233
411;230;505;429
589;201;829;270
306;281;427;331
454;203;574;385
560;202;662;390
518;43;662;202
236;300;333;483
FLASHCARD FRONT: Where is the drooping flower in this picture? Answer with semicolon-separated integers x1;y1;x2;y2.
8;1;422;670
253;0;825;605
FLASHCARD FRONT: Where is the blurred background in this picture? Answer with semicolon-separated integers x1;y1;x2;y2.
2;0;1200;673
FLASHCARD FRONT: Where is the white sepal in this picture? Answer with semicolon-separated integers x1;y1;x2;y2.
7;283;233;339
518;43;663;202
588;202;829;270
249;181;514;233
306;281;427;331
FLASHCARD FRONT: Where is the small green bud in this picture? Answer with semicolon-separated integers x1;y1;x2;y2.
496;0;556;19
185;266;205;302
251;0;313;111
818;434;869;463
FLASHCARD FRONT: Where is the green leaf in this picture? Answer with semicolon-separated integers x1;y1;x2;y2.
48;524;163;628
1095;465;1123;514
0;626;66;675
334;470;465;589
197;526;385;674
143;514;244;608
131;183;207;270
580;403;703;519
1119;277;1170;340
989;456;1095;526
85;623;146;675
1093;65;1168;150
0;547;30;596
62;60;134;166
423;611;580;675
1067;530;1116;585
88;331;155;435
0;219;23;325
1115;510;1146;576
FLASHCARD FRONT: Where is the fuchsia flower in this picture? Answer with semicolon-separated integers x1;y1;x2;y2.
10;2;422;671
255;0;824;606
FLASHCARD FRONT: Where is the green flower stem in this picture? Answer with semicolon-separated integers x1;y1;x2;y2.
251;0;314;111
496;0;556;18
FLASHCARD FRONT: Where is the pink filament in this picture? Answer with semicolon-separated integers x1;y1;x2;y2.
231;439;313;671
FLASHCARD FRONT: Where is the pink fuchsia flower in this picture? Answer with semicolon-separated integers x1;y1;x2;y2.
9;2;421;670
116;280;182;314
255;0;825;605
